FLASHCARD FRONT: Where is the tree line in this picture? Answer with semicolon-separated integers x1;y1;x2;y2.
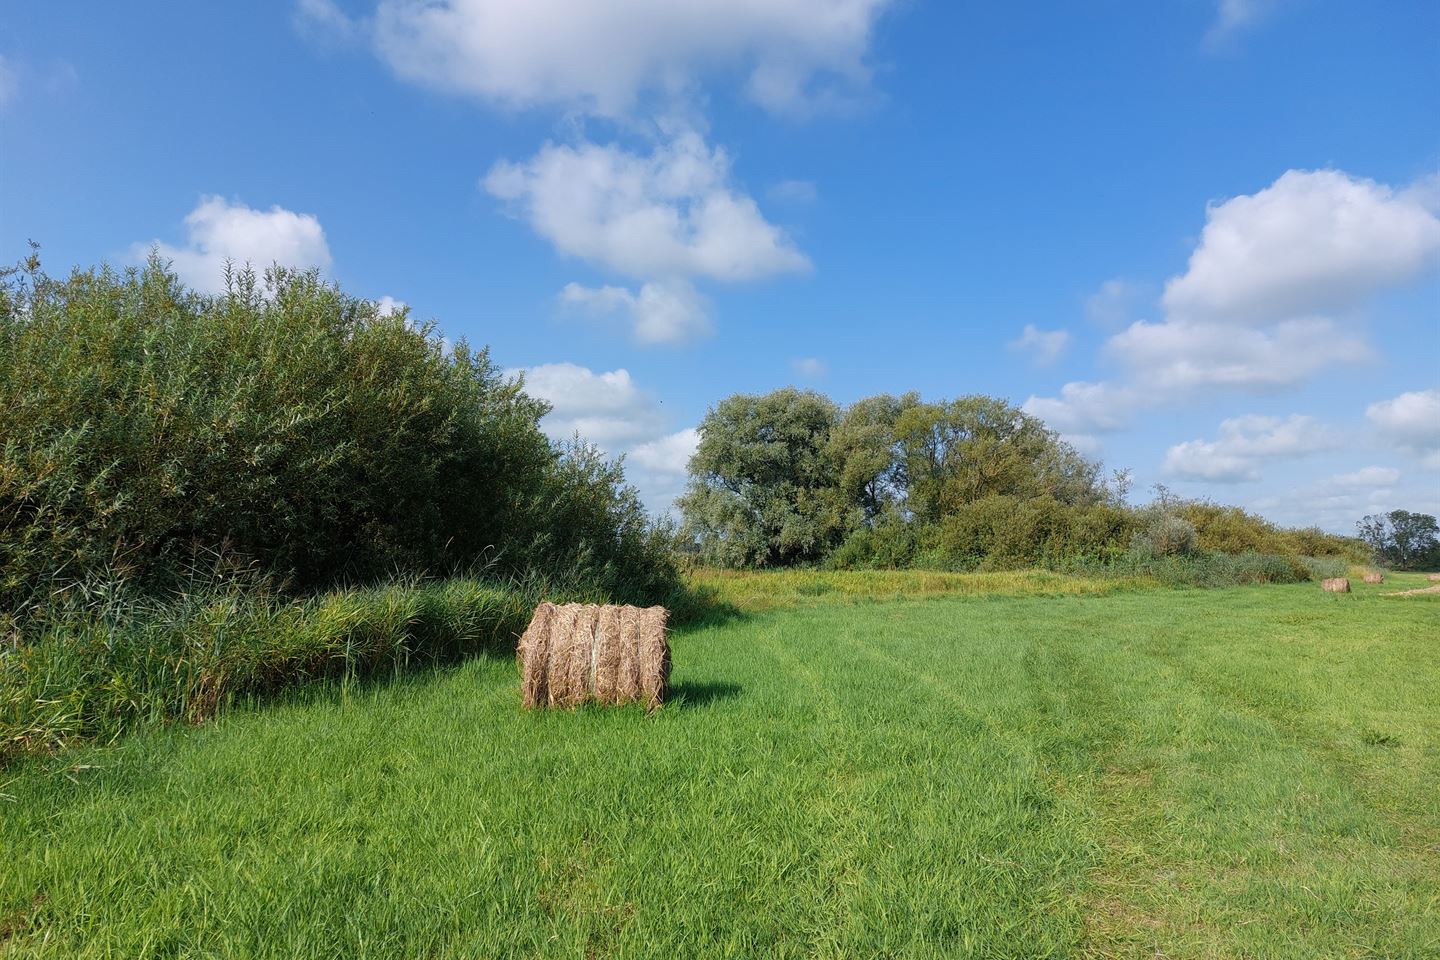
677;388;1369;575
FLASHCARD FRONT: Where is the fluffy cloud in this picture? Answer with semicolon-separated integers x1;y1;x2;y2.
1107;316;1368;391
1330;466;1401;488
1009;324;1070;366
1162;414;1339;483
516;362;665;450
512;361;696;513
1367;388;1440;466
559;279;711;345
629;427;700;477
1028;169;1440;433
1163;170;1440;325
486;132;809;282
1022;381;1137;436
349;0;892;117
136;196;332;295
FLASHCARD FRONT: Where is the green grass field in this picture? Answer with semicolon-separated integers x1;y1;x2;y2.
3;573;1437;958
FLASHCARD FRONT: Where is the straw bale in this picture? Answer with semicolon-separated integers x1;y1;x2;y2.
1321;577;1350;593
1362;571;1384;584
518;602;670;709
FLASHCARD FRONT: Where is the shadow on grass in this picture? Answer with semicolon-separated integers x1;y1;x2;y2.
668;680;743;708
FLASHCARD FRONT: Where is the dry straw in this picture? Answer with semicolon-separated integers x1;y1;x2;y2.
1362;571;1385;584
517;602;670;710
1321;577;1350;593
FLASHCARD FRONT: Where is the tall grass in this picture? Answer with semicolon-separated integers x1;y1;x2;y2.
0;575;544;764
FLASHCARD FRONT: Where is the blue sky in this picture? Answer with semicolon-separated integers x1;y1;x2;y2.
3;0;1438;530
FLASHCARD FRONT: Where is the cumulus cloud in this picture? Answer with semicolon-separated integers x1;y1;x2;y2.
1027;168;1440;434
1022;381;1138;436
1162;414;1339;483
1330;466;1401;488
375;295;407;317
1009;324;1070;366
1162;170;1440;325
343;0;892;117
1367;388;1440;465
516;362;666;450
512;361;696;513
629;427;700;476
135;196;332;295
485;131;809;282
560;279;711;345
1107;316;1369;391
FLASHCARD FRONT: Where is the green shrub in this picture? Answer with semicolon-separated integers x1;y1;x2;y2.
826;514;923;570
0;256;677;610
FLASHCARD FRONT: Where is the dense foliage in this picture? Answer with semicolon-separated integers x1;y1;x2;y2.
1356;510;1440;570
0;255;678;613
679;388;1364;579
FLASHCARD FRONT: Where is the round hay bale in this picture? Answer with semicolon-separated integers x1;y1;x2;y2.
517;601;557;709
1362;571;1384;584
1428;573;1440;583
1321;577;1350;593
518;602;671;710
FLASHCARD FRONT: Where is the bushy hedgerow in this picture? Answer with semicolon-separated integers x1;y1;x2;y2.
0;255;678;612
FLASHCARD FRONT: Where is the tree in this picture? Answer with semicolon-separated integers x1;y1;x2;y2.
678;388;846;568
1357;510;1440;570
893;395;1101;523
827;392;917;524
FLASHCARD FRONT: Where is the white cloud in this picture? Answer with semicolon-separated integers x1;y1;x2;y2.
1162;169;1440;325
485;131;809;282
1162;414;1339;483
375;295;407;317
1009;324;1070;366
1108;316;1369;391
630;427;700;477
0;56;18;108
512;361;695;514
1367;388;1440;460
136;196;332;295
1030;169;1437;436
1022;381;1138;436
356;0;892;117
1330;466;1401;488
559;279;711;345
516;362;665;450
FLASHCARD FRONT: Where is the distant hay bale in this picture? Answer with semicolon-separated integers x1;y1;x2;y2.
1321;577;1350;593
1428;573;1440;583
1363;571;1385;584
517;602;670;710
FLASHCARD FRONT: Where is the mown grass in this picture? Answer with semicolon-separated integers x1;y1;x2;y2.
685;566;1152;613
2;576;1435;957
